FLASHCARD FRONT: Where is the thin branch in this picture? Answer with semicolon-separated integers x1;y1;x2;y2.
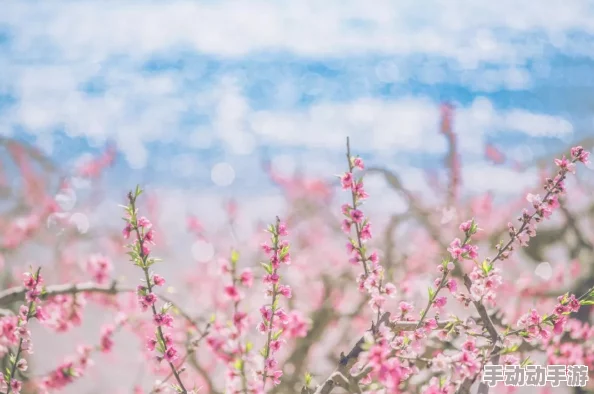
0;281;134;306
0;281;209;339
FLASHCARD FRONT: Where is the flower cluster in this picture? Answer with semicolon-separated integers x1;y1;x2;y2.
340;147;396;315
1;268;44;394
85;254;113;284
36;314;127;393
502;146;590;257
515;292;585;341
1;137;593;394
206;251;258;394
464;265;503;307
258;218;292;390
123;186;187;394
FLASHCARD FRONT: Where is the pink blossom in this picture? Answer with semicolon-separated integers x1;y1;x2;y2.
571;145;590;164
137;216;152;228
340;172;353;189
153;313;174;327
239;269;254;287
433;296;447;309
224;285;242;301
146;337;157;351
350;209;364;223
163;347;179;362
152;274;165;286
277;285;292;298
399;302;413;314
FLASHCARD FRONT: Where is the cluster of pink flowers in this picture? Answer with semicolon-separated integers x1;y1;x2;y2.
39;294;84;332
1;137;593;394
36;314;127;393
86;254;113;284
503;146;590;257
257;218;292;391
123;187;187;394
38;346;92;393
206;251;258;393
516;292;583;341
351;221;480;389
464;265;503;307
0;269;44;394
331;144;593;393
340;151;397;314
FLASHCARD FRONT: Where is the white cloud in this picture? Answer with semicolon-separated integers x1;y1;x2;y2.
249;96;574;153
0;65;575;167
3;0;594;66
0;0;584;168
461;164;538;195
0;65;189;167
212;77;257;156
502;111;574;138
250;97;446;153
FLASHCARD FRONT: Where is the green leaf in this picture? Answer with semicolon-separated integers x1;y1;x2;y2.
580;300;594;305
273;330;284;340
305;372;312;386
428;287;435;300
560;293;569;305
481;260;493;274
261;262;272;274
231;249;240;265
501;344;519;354
234;358;243;371
520;356;532;367
246;341;253;352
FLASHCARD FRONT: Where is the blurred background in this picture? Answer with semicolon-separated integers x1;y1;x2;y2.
1;1;594;393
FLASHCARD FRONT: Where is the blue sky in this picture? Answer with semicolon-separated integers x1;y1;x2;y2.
1;0;594;200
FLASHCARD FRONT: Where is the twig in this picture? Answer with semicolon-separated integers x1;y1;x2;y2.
0;281;134;306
